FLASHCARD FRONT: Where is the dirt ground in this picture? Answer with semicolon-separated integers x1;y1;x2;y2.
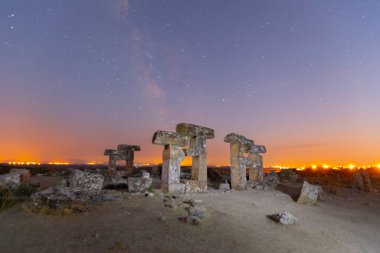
1;178;380;253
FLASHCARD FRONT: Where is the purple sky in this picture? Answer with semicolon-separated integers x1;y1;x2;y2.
1;0;380;166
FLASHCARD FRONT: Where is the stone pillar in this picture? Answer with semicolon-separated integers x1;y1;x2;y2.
161;144;185;192
248;153;263;183
104;149;119;172
176;123;215;191
248;145;266;184
152;130;189;193
224;133;255;191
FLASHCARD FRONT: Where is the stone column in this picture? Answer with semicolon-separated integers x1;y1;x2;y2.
161;144;185;192
224;133;254;191
152;130;189;193
248;153;263;183
104;149;119;172
248;145;266;184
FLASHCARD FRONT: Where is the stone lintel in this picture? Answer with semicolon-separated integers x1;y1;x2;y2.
117;144;141;152
224;133;254;145
104;149;119;156
251;145;266;154
176;123;215;139
152;130;189;147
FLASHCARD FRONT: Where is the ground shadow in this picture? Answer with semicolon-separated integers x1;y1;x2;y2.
275;184;302;202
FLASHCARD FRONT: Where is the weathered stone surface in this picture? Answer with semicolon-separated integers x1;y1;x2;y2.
188;206;207;219
224;133;254;145
163;183;186;194
152;130;189;146
183;179;205;193
69;170;104;194
104;149;119;156
269;211;298;225
251;145;267;154
0;173;20;189
32;171;106;210
263;171;279;188
117;144;141;151
225;133;267;190
160;144;185;193
352;172;372;192
297;181;323;204
9;169;31;183
127;177;153;193
279;169;300;183
176;123;215;139
32;186;78;209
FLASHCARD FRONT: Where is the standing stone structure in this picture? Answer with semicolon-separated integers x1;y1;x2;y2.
117;144;141;174
176;123;215;191
104;144;140;174
152;130;189;193
248;144;266;184
104;149;119;172
224;133;254;190
224;133;266;190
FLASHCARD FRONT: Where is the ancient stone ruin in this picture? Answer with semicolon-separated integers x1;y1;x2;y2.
104;144;140;174
152;130;189;193
176;123;215;191
152;123;215;193
224;133;266;190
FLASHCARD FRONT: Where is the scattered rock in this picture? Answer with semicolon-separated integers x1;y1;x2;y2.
297;181;323;205
268;211;298;225
127;177;153;193
190;199;203;207
263;172;280;188
0;173;21;189
219;183;231;191
69;170;104;195
188;206;207;219
164;198;177;208
186;215;201;225
9;169;31;183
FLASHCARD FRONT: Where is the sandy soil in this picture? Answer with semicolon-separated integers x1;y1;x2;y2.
1;181;380;253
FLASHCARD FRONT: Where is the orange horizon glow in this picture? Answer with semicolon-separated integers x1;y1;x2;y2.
2;159;380;170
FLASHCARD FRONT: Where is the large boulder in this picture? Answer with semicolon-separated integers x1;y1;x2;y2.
32;170;104;211
32;186;79;210
0;173;20;189
0;169;32;189
263;171;280;188
297;181;323;204
69;170;104;194
127;177;153;193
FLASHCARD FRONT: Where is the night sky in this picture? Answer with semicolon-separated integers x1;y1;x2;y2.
1;0;379;166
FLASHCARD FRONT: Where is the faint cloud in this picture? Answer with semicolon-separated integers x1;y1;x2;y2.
112;0;129;22
144;80;165;99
